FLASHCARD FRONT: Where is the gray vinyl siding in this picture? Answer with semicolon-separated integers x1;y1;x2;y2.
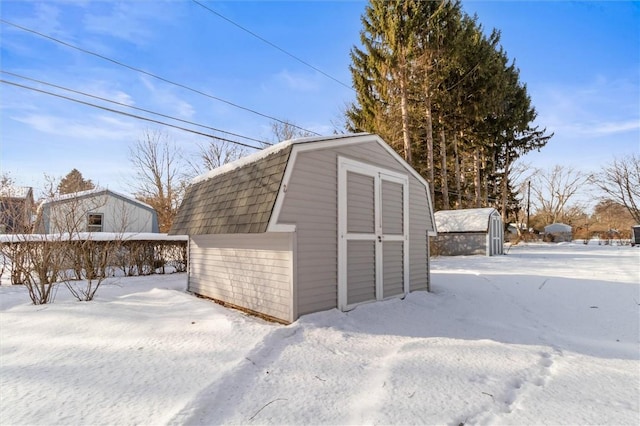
383;241;404;298
381;180;403;235
276;141;432;316
408;180;429;291
347;172;375;233
347;241;376;305
188;233;293;322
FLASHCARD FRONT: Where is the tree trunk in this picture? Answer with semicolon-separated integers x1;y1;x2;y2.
501;142;510;221
474;148;482;207
399;71;412;165
453;132;462;208
439;125;449;209
425;89;435;202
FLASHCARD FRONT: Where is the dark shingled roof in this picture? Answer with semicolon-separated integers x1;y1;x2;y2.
170;145;292;235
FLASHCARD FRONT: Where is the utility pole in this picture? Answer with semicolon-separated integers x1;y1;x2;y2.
526;180;531;232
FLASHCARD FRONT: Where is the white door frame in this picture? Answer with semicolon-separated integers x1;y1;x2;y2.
337;157;409;311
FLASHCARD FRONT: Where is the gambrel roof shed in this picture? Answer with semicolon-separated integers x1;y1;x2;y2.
171;145;292;235
170;133;437;323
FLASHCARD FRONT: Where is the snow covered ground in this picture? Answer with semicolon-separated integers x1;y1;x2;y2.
1;242;638;425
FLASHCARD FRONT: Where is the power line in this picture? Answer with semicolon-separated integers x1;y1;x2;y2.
191;0;354;92
0;79;265;150
1;70;272;146
0;18;321;136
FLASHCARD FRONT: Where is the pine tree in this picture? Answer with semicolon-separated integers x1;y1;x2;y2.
57;169;95;195
347;0;552;217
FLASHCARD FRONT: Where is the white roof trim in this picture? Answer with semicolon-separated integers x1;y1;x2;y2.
0;232;187;243
40;188;154;211
267;133;436;233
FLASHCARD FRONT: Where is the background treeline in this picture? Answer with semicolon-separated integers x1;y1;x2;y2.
345;0;551;221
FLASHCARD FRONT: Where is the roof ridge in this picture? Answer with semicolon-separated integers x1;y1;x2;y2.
191;133;370;185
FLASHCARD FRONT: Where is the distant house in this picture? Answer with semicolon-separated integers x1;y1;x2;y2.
0;186;35;234
170;133;436;324
543;223;572;242
36;188;159;234
433;207;504;256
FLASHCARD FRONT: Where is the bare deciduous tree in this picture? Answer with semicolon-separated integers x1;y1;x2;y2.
188;140;247;175
590;154;640;224
128;129;187;233
270;120;315;143
530;165;590;224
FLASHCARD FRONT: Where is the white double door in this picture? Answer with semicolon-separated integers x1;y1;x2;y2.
338;157;409;310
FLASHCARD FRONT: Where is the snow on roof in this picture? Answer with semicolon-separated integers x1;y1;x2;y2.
544;223;572;233
191;133;371;185
0;186;32;199
434;207;499;233
0;232;187;243
40;188;154;211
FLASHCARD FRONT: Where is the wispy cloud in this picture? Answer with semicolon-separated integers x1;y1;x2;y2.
536;74;640;139
82;2;177;46
138;76;195;120
12;113;139;141
81;81;136;107
590;120;640;136
273;70;322;92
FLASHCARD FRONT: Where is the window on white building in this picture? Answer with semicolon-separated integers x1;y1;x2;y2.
87;213;103;232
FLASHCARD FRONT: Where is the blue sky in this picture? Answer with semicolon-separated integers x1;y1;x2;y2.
1;0;638;202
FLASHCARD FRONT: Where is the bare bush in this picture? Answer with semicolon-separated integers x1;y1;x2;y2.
0;236;64;304
64;237;121;302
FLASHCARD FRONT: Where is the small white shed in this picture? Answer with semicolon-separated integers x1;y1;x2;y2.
544;223;572;242
170;133;436;323
433;207;504;256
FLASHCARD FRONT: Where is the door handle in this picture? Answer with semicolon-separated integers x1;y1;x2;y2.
378;235;382;242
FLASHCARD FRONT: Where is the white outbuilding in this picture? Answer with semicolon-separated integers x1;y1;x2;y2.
433;207;504;256
37;188;159;234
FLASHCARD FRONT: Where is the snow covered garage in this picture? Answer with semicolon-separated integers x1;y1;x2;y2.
433;207;504;256
170;133;436;323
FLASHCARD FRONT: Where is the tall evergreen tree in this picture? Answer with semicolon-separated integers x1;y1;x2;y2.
347;0;552;217
57;169;95;195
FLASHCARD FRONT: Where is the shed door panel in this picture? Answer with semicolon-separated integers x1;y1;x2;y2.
380;176;407;298
381;180;403;235
490;214;503;255
347;172;375;234
347;240;376;304
338;158;409;311
382;241;404;298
